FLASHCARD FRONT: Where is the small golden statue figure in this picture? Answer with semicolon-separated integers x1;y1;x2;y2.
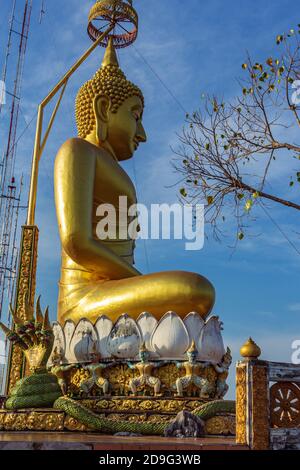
213;347;232;399
80;347;111;397
50;347;75;396
128;343;162;397
175;341;212;399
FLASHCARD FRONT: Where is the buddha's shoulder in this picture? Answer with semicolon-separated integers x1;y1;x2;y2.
56;138;115;167
56;137;97;161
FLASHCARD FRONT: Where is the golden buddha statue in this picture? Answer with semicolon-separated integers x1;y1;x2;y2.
54;38;215;325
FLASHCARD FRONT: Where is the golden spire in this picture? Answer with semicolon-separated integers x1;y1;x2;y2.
240;338;261;359
139;341;147;353
35;295;44;325
102;37;119;68
187;340;198;354
42;307;51;331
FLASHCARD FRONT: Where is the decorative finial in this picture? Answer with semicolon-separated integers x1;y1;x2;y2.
240;338;261;359
88;1;138;49
52;346;63;363
187;340;198;354
102;37;119;68
42;307;51;331
35;295;44;325
139;341;147;353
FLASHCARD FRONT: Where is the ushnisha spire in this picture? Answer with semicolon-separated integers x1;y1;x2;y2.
102;37;119;68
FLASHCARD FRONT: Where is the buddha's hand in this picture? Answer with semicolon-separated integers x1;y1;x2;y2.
0;295;53;373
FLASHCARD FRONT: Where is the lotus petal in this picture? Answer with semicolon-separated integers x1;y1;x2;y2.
107;314;141;359
198;315;225;363
137;312;158;352
184;312;205;352
69;318;98;363
48;322;65;367
95;315;113;358
151;311;189;359
64;320;76;363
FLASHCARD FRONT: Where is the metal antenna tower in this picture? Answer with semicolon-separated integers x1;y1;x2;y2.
0;1;33;321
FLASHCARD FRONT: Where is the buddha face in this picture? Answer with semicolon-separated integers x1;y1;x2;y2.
95;94;147;161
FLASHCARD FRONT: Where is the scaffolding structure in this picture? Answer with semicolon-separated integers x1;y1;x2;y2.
0;1;33;327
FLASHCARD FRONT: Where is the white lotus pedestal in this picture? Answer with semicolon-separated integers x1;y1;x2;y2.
51;312;227;364
48;311;231;403
0;312;235;437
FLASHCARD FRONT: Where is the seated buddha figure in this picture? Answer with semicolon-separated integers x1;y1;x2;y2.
54;39;215;325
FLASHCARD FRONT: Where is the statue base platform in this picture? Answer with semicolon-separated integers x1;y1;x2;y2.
0;432;248;451
0;397;235;436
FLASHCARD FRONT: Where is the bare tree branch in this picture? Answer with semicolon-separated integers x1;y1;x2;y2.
173;26;300;240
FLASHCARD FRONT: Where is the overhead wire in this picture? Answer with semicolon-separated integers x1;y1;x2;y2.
258;201;300;257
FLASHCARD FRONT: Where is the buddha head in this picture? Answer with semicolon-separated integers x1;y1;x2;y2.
76;38;147;161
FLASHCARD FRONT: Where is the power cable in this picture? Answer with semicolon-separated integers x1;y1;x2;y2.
259;201;300;256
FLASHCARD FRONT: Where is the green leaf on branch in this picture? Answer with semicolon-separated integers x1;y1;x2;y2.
238;232;244;240
245;199;253;212
276;35;283;44
180;188;187;197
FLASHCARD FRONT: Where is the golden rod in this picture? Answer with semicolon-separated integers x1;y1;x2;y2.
26;23;115;226
40;80;68;157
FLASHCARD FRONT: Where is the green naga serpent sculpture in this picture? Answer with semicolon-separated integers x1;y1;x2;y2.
0;297;61;409
0;303;235;435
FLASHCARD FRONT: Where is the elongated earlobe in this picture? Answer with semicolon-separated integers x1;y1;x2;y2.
93;95;110;144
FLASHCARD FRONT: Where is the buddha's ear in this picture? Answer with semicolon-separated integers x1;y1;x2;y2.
93;94;110;143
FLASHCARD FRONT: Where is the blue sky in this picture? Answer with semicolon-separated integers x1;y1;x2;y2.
0;0;300;397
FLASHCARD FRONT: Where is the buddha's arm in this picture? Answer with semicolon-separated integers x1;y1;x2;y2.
54;138;140;279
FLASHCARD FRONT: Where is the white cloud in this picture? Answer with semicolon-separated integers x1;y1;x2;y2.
288;303;300;313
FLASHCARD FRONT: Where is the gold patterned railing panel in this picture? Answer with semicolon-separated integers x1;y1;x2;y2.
6;226;39;394
236;362;247;445
251;363;269;450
